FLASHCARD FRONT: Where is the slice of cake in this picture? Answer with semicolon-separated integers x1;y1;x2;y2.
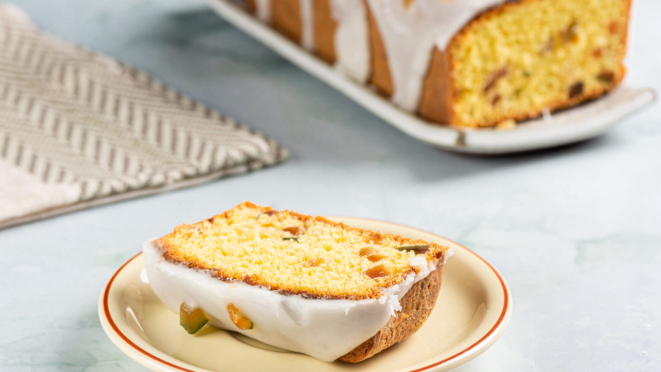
143;202;452;362
241;0;631;128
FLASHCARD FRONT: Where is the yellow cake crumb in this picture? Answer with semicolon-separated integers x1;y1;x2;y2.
449;0;629;127
157;202;449;300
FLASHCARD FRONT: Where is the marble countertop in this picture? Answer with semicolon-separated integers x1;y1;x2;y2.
1;0;660;371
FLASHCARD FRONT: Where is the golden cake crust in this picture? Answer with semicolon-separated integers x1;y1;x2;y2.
339;266;444;363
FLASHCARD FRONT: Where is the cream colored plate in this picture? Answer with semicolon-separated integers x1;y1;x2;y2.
99;217;512;372
206;0;656;155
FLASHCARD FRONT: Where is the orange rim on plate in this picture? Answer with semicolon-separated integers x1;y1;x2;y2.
101;218;510;372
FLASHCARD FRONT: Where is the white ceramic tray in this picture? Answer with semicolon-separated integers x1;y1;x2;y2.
207;0;656;154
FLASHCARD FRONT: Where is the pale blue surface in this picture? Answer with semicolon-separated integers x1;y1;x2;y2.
1;1;660;371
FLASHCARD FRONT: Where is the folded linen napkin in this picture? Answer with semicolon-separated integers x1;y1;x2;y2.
0;4;288;229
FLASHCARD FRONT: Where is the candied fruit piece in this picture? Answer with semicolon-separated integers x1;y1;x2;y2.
367;254;385;262
305;258;324;267
561;21;578;43
608;21;619;34
227;303;253;330
180;302;209;334
592;47;603;58
484;67;508;93
569;82;584;99
364;264;391;279
597;71;615;83
256;210;278;220
359;247;385;262
283;226;306;236
395;244;429;254
359;247;377;256
371;235;384;244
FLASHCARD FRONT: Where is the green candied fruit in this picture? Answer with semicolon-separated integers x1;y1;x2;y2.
180;302;209;334
394;244;430;255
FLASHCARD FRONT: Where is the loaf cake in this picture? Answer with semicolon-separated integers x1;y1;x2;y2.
239;0;631;128
143;202;452;362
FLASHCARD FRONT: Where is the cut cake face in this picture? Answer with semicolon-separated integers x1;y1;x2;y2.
156;202;449;300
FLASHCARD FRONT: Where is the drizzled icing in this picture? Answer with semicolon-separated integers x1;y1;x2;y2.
251;0;504;112
365;0;503;111
255;0;271;22
299;0;314;50
143;239;443;361
330;0;370;83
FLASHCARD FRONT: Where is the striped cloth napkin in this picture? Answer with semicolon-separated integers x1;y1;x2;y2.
0;4;288;229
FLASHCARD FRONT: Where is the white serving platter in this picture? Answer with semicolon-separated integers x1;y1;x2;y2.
207;0;656;154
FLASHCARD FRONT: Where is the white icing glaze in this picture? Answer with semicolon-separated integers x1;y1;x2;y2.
255;0;271;22
330;0;370;83
143;239;441;362
253;0;504;113
542;108;553;123
444;246;454;262
364;0;503;111
299;0;314;50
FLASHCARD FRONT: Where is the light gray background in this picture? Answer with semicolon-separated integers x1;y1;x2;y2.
1;1;660;371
